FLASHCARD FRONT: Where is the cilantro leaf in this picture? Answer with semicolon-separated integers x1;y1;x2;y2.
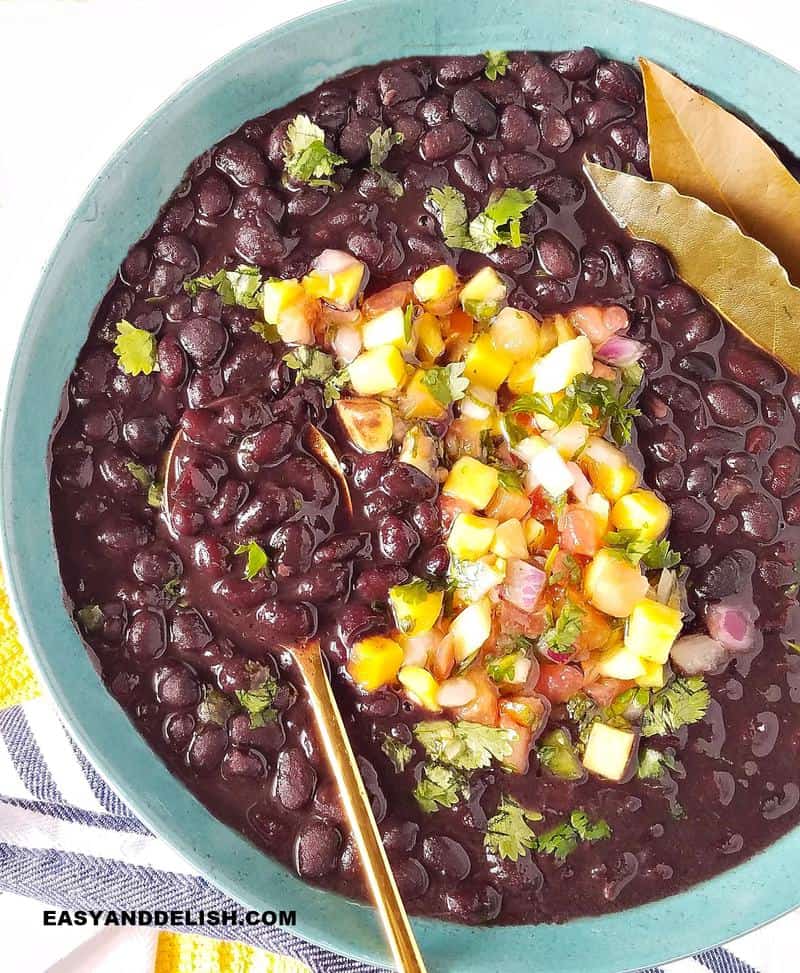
251;320;281;343
468;189;537;253
448;556;505;604
125;461;153;490
368;126;404;167
147;480;164;509
113;321;158;376
605;530;681;570
76;604;104;633
484;50;511;81
486;651;524;684
641;676;710;738
637;746;678;780
788;640;800;654
197;687;237;726
537;810;611;862
163;577;182;601
485;796;542;861
184;264;262;308
235;676;278;728
539;600;584;660
537;728;585;781
414;720;516;771
234;541;269;581
420;362;469;406
283;347;349;406
495;465;525;493
371;166;405;199
284;114;346;186
427;186;471;249
413;763;467;813
548;552;582;588
403;303;415;343
382;734;414;773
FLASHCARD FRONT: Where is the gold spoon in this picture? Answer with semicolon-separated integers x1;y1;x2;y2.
292;640;427;973
162;421;426;971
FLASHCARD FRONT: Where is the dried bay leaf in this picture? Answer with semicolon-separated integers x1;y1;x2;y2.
640;58;800;285
584;162;800;374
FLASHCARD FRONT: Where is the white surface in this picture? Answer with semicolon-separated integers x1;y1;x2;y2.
0;2;799;971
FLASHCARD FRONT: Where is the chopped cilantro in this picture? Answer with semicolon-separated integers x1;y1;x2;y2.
637;746;678;780
537;728;585;781
509;373;641;447
370;166;405;198
567;687;649;751
197;687;236;726
250;320;281;343
448;556;504;603
283;347;349;406
163;577;182;600
147;480;164;509
537;810;612;862
501;412;529;447
413;763;467;813
605;530;681;570
484;796;542;861
414;720;516;771
403;303;415;343
382;734;414;773
427;186;537;254
484;50;511;81
125;461;153;490
420;362;469;406
368;126;404;167
486;651;524;684
234;541;269;581
184;264;262;308
235;676;278;728
548;553;582;587
393;577;431;606
539;600;584;660
788;640;800;654
495;465;525;493
113;321;158;376
76;604;104;633
283;114;346;186
641;676;710;738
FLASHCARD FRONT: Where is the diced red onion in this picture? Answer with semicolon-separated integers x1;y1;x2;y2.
567;461;592;502
503;559;546;613
706;603;755;653
332;324;362;363
595;335;647;367
670;634;728;675
312;248;361;275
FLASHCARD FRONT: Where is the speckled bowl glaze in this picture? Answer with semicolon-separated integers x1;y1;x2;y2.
3;1;800;969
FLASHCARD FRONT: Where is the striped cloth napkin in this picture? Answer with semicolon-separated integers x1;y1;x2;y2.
0;694;794;973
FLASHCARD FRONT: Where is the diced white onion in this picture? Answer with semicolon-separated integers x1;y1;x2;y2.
437;677;478;708
332;324;362;364
670;634;728;675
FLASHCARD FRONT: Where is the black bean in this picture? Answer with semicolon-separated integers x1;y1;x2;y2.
222;747;266;780
550;47;599;80
121;245;151;284
609;122;648;161
157;335;187;389
195;173;232;219
539;107;572;148
677;309;720;350
160;198;195;234
133;548;182;585
215;138;268;186
154;661;200;708
255;599;316;637
281;564;351;602
213;576;274;609
489;152;546;186
736;494;780;543
382;819;419;855
536;229;579;279
724;345;785;390
452;87;497;135
234;220;285;266
393;859;430;900
187;725;228;774
126;609;166;661
170;609;213;653
437;56;486;84
498;105;540;149
355;564;410;602
452;156;488;193
422;835;471;880
381;462;437;501
521;62;569;110
655;282;700;317
154;234;199;274
705;382;758;427
233;186;285;224
596;60;642;104
97;517;154;552
443;885;503;923
179;317;227;366
276;747;316;810
314;533;366;563
378;66;424;106
377;515;419;563
337;604;388;647
627;241;674;289
420;120;470;162
163;712;195;751
488;852;544;892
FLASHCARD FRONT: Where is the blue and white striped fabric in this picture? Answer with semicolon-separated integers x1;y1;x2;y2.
0;696;794;973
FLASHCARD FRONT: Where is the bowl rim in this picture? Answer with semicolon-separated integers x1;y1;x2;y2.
3;0;800;970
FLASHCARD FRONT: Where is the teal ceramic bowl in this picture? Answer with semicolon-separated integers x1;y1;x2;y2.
3;1;800;969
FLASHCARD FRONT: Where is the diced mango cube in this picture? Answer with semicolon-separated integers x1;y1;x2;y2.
625;599;683;664
361;306;411;350
491;519;529;559
400;369;447;420
532;335;593;394
349;636;404;691
585;492;611;534
611;490;671;540
335;398;394;453
449;598;493;663
597;643;647;680
583;722;636;782
585;460;639;502
506;358;538;395
447;513;498;560
464;334;514;390
489;307;540;361
584;549;649;618
553;313;577;344
416;312;445;362
636;659;666;689
486;487;532;522
398;666;441;711
524;517;546;549
443;457;500;510
390;582;444;637
348;345;407;395
538;320;558;356
302;261;366;309
262;278;306;325
460;267;508;320
399;425;438;479
414;264;459;305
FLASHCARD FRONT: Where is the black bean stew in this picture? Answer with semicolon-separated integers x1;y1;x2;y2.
49;50;800;925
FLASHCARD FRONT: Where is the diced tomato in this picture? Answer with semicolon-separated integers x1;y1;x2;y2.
453;669;499;726
572;600;615;659
439;494;472;532
445;417;484;461
499;694;549;732
486;486;532;522
536;662;585;704
499;715;533;774
495;600;547;640
444;309;475;341
528;486;560;523
560;507;602;557
584;676;636;709
570;304;628;344
592;361;617;381
362;281;413;318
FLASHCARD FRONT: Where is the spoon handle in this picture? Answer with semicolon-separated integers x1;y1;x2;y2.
295;642;428;973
